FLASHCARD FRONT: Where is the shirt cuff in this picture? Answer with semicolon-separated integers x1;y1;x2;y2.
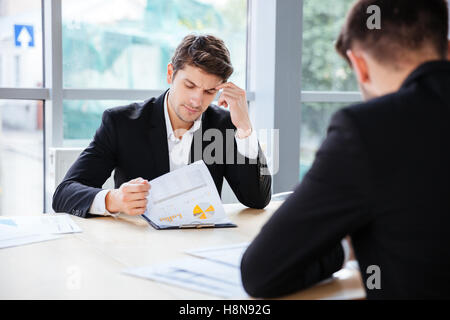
341;238;351;268
89;189;119;217
235;129;259;160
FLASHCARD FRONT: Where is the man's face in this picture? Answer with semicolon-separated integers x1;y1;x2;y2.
167;64;224;124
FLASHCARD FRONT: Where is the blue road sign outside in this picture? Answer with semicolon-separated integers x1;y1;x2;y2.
14;24;35;47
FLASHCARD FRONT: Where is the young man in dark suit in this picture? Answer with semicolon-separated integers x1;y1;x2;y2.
53;34;271;218
241;0;450;299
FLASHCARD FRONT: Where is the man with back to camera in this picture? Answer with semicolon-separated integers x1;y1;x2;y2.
241;0;450;299
52;34;272;218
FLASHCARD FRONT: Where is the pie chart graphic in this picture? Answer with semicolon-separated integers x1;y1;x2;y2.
193;203;215;220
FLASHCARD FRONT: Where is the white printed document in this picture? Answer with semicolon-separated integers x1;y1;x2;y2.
0;229;61;249
0;215;81;249
0;215;82;235
186;243;350;287
142;161;236;229
185;243;249;268
123;243;250;298
124;243;356;299
123;258;247;298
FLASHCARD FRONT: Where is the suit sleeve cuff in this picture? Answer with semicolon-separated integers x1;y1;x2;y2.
235;129;259;160
89;189;119;217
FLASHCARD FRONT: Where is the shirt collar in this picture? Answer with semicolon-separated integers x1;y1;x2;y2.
164;91;202;141
400;60;450;89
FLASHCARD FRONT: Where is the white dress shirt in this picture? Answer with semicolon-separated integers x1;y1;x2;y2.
341;238;351;267
89;92;259;216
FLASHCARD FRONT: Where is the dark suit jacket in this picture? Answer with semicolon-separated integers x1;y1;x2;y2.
52;91;272;218
241;60;450;299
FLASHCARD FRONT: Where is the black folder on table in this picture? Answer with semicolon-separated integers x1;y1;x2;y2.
142;215;237;230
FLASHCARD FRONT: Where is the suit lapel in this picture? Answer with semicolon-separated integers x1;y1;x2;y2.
148;90;170;177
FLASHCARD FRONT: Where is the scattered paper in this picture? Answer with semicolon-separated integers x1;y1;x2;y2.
185;243;250;267
0;215;82;235
124;243;251;298
123;258;247;298
124;241;359;298
0;231;62;249
0;215;81;249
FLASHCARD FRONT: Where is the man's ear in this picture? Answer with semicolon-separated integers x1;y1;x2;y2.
346;50;370;84
167;63;174;84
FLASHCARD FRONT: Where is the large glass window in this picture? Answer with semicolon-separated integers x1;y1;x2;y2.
63;100;135;147
301;0;357;91
62;0;248;90
1;0;249;213
0;0;44;215
61;0;248;148
299;0;362;182
299;102;349;181
0;0;43;88
0;100;43;215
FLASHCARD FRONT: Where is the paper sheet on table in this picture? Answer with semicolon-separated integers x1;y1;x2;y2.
185;243;346;287
0;215;82;234
143;160;235;229
123;258;247;298
0;215;80;249
185;243;250;267
0;226;62;249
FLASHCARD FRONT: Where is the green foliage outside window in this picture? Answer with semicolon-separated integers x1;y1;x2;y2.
63;0;247;141
300;0;360;180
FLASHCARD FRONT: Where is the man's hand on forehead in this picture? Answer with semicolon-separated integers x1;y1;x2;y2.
216;82;253;138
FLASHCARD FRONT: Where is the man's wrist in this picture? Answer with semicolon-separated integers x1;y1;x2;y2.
236;124;253;139
105;190;120;213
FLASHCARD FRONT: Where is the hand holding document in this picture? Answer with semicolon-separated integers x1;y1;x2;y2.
142;160;236;230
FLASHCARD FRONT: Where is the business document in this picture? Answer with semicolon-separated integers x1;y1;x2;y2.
142;160;236;229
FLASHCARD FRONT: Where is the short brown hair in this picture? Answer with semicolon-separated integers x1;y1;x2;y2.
171;34;234;81
336;0;449;66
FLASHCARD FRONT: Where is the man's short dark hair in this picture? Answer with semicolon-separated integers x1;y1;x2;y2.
336;0;449;66
171;34;234;81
